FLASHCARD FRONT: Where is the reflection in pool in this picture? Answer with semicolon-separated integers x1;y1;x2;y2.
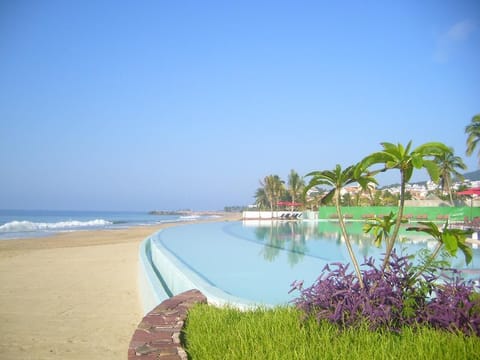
150;220;480;306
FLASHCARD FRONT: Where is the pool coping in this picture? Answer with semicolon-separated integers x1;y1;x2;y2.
128;289;207;359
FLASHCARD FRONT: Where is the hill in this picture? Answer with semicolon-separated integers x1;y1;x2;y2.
380;169;480;190
463;169;480;181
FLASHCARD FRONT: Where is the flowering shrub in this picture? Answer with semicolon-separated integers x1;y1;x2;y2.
290;252;480;336
421;274;480;336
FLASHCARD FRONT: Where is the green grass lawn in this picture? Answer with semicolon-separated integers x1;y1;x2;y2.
182;304;480;360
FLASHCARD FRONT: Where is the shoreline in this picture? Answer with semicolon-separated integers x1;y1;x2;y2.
0;213;241;360
0;212;241;251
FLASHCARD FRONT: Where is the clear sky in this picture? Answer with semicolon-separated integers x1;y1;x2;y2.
1;0;479;211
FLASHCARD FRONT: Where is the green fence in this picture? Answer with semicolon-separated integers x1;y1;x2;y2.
317;206;480;222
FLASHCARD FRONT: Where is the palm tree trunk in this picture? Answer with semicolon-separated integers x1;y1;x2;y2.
382;170;406;270
269;195;274;219
447;178;454;206
335;191;364;288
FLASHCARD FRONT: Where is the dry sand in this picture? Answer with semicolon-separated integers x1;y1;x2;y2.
0;214;240;360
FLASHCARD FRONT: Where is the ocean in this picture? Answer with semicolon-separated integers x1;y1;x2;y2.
0;209;218;240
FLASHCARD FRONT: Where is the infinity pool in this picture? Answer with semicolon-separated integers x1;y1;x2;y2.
146;220;480;308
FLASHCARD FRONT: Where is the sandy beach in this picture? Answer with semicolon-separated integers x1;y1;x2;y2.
0;214;240;360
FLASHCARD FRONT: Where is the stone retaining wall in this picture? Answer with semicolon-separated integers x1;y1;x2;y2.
128;289;207;359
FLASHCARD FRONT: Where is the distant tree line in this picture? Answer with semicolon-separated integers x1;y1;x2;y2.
254;170;306;211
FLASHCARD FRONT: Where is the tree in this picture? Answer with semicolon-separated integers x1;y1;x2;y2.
342;192;352;206
304;164;376;288
404;191;413;200
465;113;480;163
381;190;398;206
260;175;285;212
434;147;467;205
287;169;305;211
254;187;269;210
371;190;382;206
356;141;450;269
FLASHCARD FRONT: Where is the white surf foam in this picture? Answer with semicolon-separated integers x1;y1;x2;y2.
179;215;201;220
0;219;113;233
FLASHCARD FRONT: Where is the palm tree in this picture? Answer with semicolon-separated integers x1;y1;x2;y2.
287;169;305;211
434;147;467;205
465;114;480;163
356;141;450;269
304;164;377;288
260;175;285;212
254;187;269;210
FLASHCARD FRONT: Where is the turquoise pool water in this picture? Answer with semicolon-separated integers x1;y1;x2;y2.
150;220;480;307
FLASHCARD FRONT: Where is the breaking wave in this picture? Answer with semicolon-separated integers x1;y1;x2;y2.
0;219;113;233
179;215;201;220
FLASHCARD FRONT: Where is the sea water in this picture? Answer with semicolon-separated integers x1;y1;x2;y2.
0;209;215;240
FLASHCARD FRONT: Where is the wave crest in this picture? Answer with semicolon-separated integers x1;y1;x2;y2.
0;219;113;233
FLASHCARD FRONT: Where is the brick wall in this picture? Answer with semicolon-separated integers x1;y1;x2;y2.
128;289;207;359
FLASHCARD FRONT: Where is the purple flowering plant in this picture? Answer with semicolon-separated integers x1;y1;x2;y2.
289;248;480;336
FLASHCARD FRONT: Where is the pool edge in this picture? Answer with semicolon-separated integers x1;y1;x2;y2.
138;228;264;314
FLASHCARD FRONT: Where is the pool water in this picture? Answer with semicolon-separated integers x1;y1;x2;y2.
151;220;480;306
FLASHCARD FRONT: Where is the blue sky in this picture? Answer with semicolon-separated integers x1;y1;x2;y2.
1;0;479;211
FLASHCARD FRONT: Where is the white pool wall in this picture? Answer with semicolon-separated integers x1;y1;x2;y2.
138;231;261;314
138;235;171;314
